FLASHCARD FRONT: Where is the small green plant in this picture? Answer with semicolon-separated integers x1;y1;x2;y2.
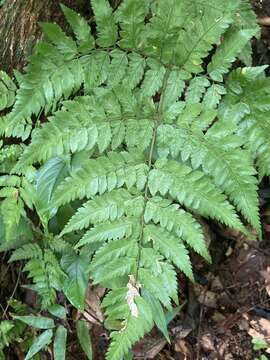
252;337;268;351
252;337;269;360
0;0;269;358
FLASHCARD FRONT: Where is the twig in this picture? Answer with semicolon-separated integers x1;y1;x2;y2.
195;290;206;360
1;264;22;319
196;275;214;360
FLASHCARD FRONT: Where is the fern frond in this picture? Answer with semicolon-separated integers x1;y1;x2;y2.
208;28;256;82
1;1;265;358
223;67;270;177
0;144;23;173
138;261;178;308
176;2;237;73
15;93;155;170
52;152;148;206
23;249;65;309
0;70;16;111
61;189;143;235
76;217;139;248
40;22;78;59
115;0;148;49
141;59;165;97
5;43;83;139
106;297;153;360
144;197;210;261
61;4;95;53
185;76;210;104
91;0;118;47
122;53;145;89
9;243;42;262
1;196;25;241
144;225;194;280
157;124;260;234
149;159;245;231
89;238;138;274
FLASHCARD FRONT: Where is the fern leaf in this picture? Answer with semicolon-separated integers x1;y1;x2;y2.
61;189;143;235
149;159;245;231
144;225;194;280
202;84;226;109
162;69;186;110
157;124;260;234
177;4;236;73
138;258;178;308
9;243;42;262
0;70;16;111
39;22;78;59
1;196;25;241
23;250;65;309
14;104;98;169
60;4;95;53
106;50;128;88
123;52;146;90
106;297;153;360
1;2;264;358
90;238;138;273
91;0;118;47
6;44;83;139
208;28;256;82
141;59;165;97
52;152;148;206
144;197;210;261
0;175;21;187
92;257;135;286
125;119;154;150
115;0;148;49
75;217;138;248
185;76;210;104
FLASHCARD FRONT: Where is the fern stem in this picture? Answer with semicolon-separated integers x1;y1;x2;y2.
135;68;171;283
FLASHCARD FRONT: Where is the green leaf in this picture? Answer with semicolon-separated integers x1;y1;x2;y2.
61;4;95;53
25;329;53;360
91;0;117;47
141;59;165;97
165;304;184;325
208;28;257;82
61;251;89;310
142;289;170;342
54;325;67;360
48;304;67;319
252;337;268;351
76;320;93;360
12;315;55;329
40;22;77;59
35;157;69;222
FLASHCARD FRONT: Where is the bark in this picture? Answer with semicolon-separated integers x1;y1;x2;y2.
0;0;88;72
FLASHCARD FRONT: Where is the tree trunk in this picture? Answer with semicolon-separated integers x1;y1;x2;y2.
0;0;88;72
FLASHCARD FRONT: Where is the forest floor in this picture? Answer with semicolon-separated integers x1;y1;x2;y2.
1;1;270;359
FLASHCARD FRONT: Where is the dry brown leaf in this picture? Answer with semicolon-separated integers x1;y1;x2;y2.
200;333;215;352
211;311;226;323
197;290;217;309
171;325;192;338
133;336;166;359
174;338;193;359
84;285;105;324
260;266;270;297
248;317;270;353
126;275;140;317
